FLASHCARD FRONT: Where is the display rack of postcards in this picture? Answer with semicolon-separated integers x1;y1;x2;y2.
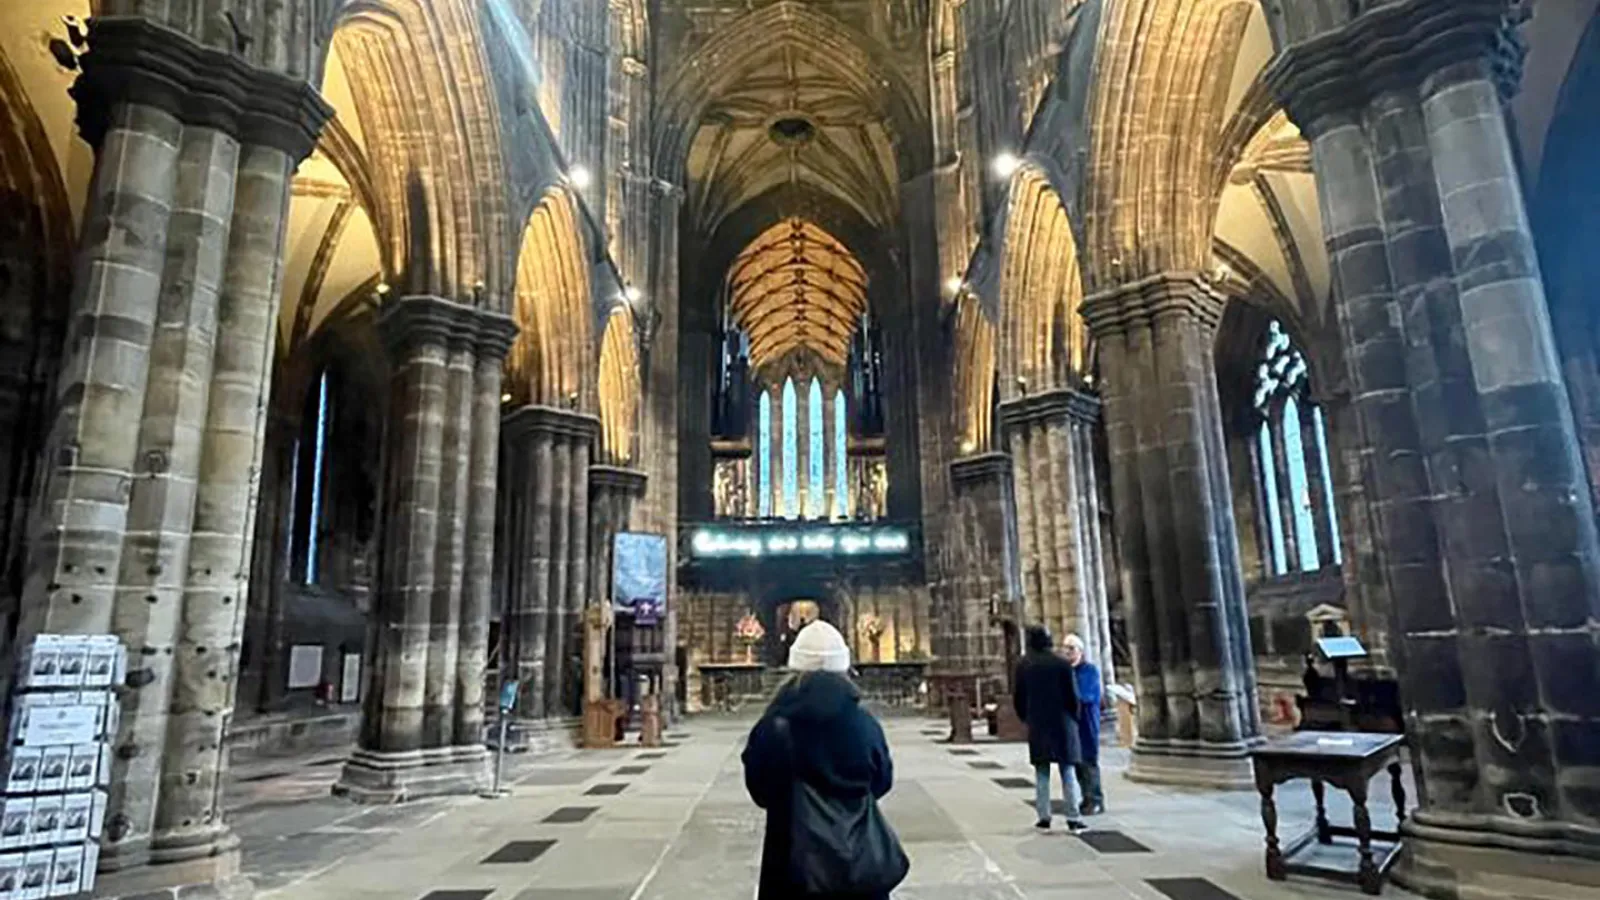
0;635;125;899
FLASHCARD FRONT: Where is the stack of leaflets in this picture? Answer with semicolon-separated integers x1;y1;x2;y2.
0;635;123;899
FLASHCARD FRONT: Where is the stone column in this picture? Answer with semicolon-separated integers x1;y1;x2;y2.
13;16;328;897
1082;273;1260;788
421;322;475;753
544;433;573;716
336;296;498;803
454;318;516;754
1267;2;1600;892
564;434;593;715
500;407;598;726
946;453;1018;688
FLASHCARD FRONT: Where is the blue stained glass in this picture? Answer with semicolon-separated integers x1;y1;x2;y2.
782;379;798;518
304;371;330;585
808;379;824;518
834;389;847;518
1258;422;1287;576
1314;406;1342;565
1284;396;1320;572
758;392;772;517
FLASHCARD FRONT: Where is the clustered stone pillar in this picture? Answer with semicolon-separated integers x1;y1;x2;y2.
1000;389;1117;685
334;296;515;803
942;453;1020;694
1266;2;1600;893
1082;273;1261;788
498;406;599;730
7;16;329;897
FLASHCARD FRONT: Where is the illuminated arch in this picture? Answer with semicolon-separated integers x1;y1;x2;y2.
953;294;997;454
597;306;641;464
1081;0;1254;291
332;0;509;304
998;167;1088;399
507;188;593;408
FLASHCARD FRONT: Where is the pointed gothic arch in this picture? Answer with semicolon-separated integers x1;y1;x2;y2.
507;187;594;409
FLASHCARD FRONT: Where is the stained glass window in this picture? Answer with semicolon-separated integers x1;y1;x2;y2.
1253;320;1339;576
782;378;798;518
834;389;848;518
808;379;824;517
758;391;772;517
304;370;331;585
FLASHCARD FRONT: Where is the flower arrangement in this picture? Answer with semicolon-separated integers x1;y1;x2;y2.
735;612;765;662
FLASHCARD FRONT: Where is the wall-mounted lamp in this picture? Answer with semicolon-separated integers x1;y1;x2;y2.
501;392;513;404
991;152;1021;179
624;285;643;303
568;165;593;189
944;276;965;296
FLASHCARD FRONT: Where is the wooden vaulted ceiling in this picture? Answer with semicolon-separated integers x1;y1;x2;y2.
729;217;866;376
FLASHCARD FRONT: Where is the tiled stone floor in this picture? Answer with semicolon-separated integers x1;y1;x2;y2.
238;717;1419;900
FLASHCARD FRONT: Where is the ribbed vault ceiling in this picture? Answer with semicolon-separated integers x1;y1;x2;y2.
729;217;866;376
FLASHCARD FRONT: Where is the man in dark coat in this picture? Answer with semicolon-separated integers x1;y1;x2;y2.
1013;625;1087;832
1062;633;1104;815
743;621;899;899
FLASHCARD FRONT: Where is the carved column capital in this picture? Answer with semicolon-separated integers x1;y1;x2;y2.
1263;0;1527;137
998;387;1102;431
1080;271;1224;340
72;16;332;160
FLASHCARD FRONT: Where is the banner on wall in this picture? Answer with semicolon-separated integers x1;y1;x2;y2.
613;532;668;624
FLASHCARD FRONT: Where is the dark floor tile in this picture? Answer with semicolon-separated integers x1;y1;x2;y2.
993;777;1034;790
585;782;629;796
636;752;667;760
481;839;556;864
948;748;980;756
967;761;1004;770
666;733;691;740
1147;877;1242;900
1078;830;1152;854
1021;798;1072;815
541;806;597;824
421;891;494;900
614;765;650;775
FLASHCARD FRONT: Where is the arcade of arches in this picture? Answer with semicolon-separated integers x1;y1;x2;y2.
0;1;1598;898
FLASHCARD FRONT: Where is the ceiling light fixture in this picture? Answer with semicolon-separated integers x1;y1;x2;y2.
568;165;592;189
992;152;1021;179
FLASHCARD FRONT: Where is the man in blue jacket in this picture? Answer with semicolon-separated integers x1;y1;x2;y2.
1062;634;1104;815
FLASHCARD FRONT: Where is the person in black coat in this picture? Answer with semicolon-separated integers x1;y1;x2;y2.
743;621;899;900
1013;625;1088;832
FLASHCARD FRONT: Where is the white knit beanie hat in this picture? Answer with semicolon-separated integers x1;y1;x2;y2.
787;621;852;673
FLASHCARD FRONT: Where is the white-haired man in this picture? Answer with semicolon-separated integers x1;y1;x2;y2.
1061;634;1104;815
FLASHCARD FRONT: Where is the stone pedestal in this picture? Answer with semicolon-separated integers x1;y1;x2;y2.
335;296;513;803
1082;273;1261;789
1266;1;1600;894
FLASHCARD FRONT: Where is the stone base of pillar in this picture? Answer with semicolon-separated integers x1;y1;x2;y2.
1393;819;1600;900
91;848;251;899
1126;737;1258;790
332;746;490;804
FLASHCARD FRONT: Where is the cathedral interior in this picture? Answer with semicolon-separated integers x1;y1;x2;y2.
1;1;1599;899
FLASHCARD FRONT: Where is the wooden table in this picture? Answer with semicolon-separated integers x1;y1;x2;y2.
1251;731;1407;895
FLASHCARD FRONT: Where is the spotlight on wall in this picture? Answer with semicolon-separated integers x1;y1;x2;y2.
944;276;964;296
991;151;1021;179
624;285;643;303
568;165;593;189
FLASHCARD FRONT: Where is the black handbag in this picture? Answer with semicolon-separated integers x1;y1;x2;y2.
774;717;910;896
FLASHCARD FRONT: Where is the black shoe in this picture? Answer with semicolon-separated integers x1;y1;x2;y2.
1034;819;1051;832
1080;801;1105;816
1066;819;1090;834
